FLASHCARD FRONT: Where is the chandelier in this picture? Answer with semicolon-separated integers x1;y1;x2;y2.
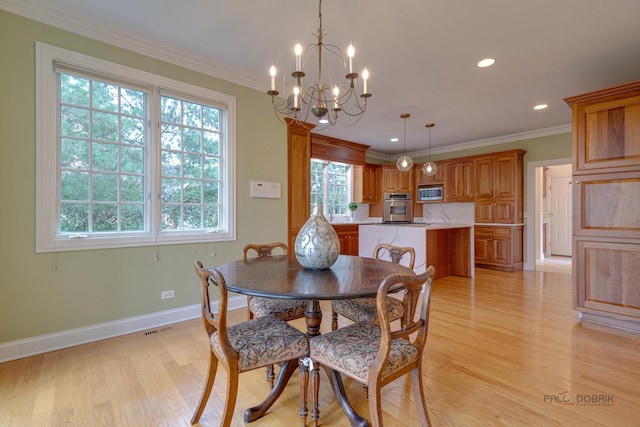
267;0;371;126
422;123;437;176
396;113;413;172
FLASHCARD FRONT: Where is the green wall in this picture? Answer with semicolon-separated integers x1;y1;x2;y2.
0;10;287;343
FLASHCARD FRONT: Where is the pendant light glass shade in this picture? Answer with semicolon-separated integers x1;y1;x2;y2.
396;154;413;172
422;123;437;176
422;161;437;176
396;113;413;172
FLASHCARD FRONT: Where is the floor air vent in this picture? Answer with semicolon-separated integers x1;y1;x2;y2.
143;325;173;336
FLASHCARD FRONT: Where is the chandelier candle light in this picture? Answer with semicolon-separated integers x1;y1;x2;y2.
267;0;371;126
396;113;413;172
422;123;437;176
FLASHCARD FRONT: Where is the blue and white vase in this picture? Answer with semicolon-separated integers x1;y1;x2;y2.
294;202;340;269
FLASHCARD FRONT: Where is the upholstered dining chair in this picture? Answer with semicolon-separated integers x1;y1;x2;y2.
330;243;416;331
243;242;309;387
191;260;310;427
308;266;435;427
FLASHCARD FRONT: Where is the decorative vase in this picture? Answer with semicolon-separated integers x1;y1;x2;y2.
294;202;340;269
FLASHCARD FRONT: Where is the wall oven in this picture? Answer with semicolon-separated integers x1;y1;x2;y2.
383;192;413;223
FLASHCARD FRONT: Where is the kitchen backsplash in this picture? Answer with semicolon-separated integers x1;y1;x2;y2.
420;202;474;224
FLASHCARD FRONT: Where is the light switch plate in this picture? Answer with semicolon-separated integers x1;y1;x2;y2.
250;180;281;199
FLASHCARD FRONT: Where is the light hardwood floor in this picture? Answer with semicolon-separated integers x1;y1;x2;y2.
2;268;639;426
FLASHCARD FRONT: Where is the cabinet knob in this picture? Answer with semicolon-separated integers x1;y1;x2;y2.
575;180;580;184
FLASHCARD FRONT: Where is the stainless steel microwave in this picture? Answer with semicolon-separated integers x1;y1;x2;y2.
417;186;443;201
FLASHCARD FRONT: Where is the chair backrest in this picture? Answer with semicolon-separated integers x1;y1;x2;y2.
243;242;288;260
375;265;435;358
194;260;229;344
373;243;415;270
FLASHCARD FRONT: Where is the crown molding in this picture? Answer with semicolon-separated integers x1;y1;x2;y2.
0;0;266;92
367;123;572;162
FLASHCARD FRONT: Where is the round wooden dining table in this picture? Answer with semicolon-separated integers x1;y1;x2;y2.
216;253;414;427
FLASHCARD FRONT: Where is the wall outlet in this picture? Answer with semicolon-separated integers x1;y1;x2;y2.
161;290;174;299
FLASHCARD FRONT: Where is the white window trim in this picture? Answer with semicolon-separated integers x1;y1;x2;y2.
35;42;236;253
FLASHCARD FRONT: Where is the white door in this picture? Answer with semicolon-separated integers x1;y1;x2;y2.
550;176;572;256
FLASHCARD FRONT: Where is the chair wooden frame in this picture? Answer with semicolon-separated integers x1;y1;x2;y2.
243;242;308;388
330;243;416;330
309;266;435;426
191;260;310;426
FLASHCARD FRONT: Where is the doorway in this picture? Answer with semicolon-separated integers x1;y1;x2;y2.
524;157;572;271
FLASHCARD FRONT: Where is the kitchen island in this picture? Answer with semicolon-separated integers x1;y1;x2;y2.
359;223;474;279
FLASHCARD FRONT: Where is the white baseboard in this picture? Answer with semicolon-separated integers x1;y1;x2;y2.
0;295;247;363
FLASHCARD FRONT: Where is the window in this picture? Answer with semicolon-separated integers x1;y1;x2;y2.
310;159;353;219
36;43;236;253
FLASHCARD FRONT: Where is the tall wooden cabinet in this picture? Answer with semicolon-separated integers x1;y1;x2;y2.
565;80;640;334
473;150;525;224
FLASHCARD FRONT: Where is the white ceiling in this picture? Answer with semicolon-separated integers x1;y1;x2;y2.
6;0;640;157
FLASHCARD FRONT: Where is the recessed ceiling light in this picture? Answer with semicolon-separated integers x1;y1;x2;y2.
477;58;496;68
390;137;399;142
534;104;548;110
319;118;329;124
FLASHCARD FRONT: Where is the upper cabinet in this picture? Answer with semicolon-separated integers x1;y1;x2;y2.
362;163;381;203
473;150;525;224
567;82;640;175
381;165;414;193
444;160;474;202
416;161;445;185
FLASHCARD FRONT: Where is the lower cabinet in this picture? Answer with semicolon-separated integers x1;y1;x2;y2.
333;224;359;255
474;225;523;272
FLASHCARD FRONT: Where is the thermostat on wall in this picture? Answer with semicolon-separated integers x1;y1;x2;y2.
250;180;281;199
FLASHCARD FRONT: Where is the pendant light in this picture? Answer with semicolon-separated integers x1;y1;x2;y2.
422;123;437;176
396;113;413;172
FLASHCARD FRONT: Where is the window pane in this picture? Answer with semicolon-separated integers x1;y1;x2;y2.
60;203;89;232
121;117;144;145
60;171;89;201
121;146;144;174
92;142;118;171
57;71;149;235
121;204;144;231
60;105;89;137
160;95;223;231
92;81;119;112
93;204;118;231
161;97;182;124
61;138;89;170
93;173;118;201
60;74;89;106
121;175;144;202
121;88;144;116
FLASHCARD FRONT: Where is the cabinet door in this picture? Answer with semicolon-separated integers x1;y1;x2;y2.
491;235;512;266
382;166;413;193
575;94;640;173
574;171;640;239
474;201;494;223
474;234;491;264
494;154;518;199
362;164;380;203
575;239;640;318
474;157;494;199
445;161;474;202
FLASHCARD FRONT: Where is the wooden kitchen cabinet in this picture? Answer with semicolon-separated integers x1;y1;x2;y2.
474;225;523;271
565;80;640;334
362;163;381;203
473;150;525;223
381;165;414;193
416;161;444;185
333;224;359;255
444;160;473;202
